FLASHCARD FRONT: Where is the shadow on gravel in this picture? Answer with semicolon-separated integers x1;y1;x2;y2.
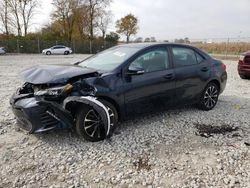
195;123;239;138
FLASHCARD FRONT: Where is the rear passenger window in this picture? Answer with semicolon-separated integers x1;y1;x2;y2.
172;47;198;67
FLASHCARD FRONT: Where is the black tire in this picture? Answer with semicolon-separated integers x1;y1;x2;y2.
75;100;118;142
240;75;247;79
46;51;51;55
64;51;69;55
198;82;219;111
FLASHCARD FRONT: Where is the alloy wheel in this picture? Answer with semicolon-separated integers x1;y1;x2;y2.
203;85;218;109
83;107;114;138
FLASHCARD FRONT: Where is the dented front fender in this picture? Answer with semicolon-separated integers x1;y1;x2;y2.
63;96;111;137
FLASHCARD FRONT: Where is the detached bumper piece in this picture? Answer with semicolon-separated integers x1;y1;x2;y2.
10;95;73;133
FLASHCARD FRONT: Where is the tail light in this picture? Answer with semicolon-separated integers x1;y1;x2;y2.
221;63;226;71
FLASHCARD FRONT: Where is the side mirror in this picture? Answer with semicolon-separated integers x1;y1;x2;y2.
127;66;145;75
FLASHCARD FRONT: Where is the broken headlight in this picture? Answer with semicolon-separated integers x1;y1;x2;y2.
34;84;73;96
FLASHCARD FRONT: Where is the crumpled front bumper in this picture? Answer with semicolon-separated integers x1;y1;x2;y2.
10;93;73;133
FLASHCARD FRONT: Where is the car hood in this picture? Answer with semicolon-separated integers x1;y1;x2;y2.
20;64;98;84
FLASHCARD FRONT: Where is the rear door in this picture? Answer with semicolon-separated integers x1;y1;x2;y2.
58;46;66;54
123;47;175;116
51;46;60;54
171;46;211;104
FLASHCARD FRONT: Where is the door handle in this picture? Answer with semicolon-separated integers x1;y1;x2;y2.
164;73;174;80
201;67;209;72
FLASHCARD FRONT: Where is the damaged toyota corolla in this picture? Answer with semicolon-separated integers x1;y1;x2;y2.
10;43;227;142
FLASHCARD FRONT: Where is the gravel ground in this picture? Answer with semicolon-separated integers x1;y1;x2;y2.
0;54;250;188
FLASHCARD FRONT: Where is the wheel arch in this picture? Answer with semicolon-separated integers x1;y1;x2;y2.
208;79;221;93
63;95;121;121
63;96;111;137
97;96;121;121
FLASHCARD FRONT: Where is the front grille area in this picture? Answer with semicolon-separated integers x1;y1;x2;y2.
40;110;59;129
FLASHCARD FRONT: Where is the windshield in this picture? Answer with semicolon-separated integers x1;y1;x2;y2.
79;46;139;71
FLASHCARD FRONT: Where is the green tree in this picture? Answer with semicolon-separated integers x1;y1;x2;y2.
105;32;119;43
116;14;138;43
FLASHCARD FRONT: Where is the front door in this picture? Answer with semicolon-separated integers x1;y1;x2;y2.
123;47;175;116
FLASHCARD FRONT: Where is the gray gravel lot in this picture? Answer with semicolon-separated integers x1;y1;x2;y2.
0;54;250;188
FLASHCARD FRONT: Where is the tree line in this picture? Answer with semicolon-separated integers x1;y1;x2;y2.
0;0;140;53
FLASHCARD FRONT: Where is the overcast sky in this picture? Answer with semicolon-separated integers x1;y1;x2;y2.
35;0;250;41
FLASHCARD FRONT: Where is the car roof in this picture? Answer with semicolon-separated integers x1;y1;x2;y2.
117;42;194;49
53;45;66;47
115;42;211;60
243;51;250;56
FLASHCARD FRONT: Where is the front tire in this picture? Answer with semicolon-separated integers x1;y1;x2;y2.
198;82;219;111
46;51;51;55
64;51;69;55
75;100;118;142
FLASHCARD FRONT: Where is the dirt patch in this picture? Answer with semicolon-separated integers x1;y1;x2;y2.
195;123;239;138
133;155;151;171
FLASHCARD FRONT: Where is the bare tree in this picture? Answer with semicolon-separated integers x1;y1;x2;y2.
0;0;9;35
52;0;80;42
83;0;111;53
19;0;40;36
8;0;22;36
51;0;111;52
98;10;112;39
7;0;40;36
75;5;89;39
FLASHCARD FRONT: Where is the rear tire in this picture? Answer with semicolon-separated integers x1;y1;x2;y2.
240;75;247;79
75;100;118;142
198;82;219;111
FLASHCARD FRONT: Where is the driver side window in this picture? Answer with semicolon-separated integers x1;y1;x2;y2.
129;48;169;73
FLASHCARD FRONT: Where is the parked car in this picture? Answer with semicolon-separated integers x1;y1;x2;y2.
0;47;6;55
10;43;227;142
42;45;72;55
238;51;250;79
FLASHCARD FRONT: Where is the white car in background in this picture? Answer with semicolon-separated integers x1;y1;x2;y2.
42;45;72;55
0;47;6;55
